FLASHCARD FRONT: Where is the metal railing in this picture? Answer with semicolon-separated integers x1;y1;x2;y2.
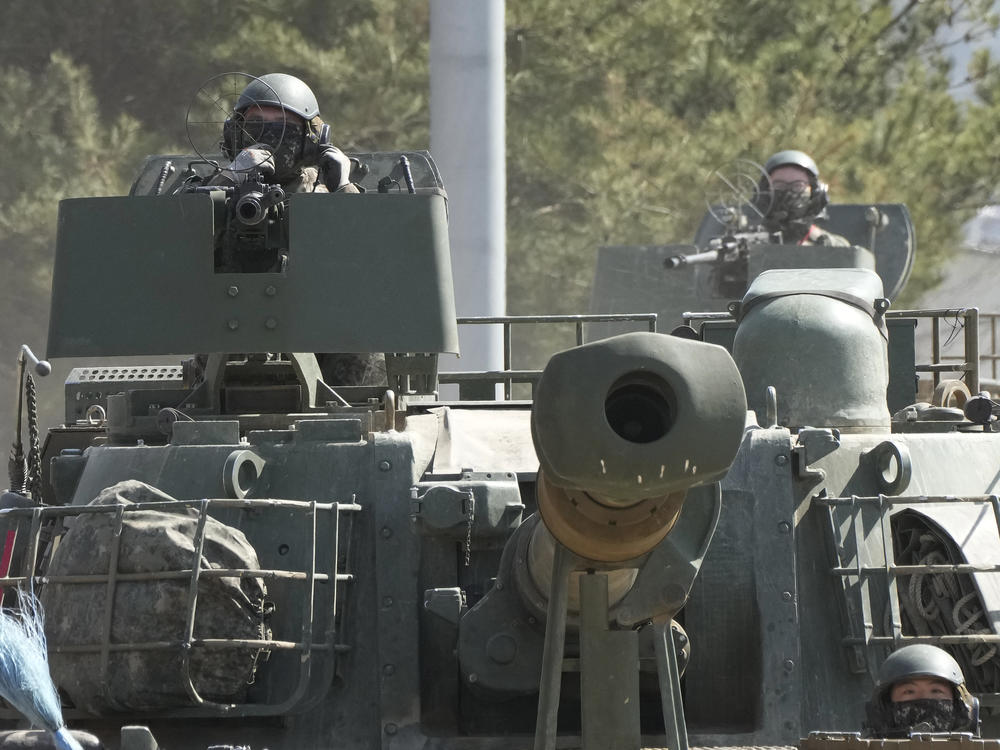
818;493;1000;699
935;311;1000;384
439;313;658;400
887;308;980;394
0;497;360;718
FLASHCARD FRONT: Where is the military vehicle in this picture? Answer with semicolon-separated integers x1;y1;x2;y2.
4;74;1000;750
590;159;915;339
0;76;752;750
586;158;1000;746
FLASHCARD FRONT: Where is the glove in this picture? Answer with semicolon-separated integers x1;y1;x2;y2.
318;145;352;191
210;147;275;187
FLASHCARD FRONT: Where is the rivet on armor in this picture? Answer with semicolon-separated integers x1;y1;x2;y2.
265;317;277;330
379;460;392;471
226;285;239;297
774;454;788;466
227;319;239;331
486;634;518;665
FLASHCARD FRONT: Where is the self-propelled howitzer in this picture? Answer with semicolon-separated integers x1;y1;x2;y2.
0;151;748;750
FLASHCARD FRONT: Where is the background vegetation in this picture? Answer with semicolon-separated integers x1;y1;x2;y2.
2;0;1000;447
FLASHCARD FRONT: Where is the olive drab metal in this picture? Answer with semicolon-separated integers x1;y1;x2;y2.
5;99;1000;749
587;159;1000;747
0;79;754;749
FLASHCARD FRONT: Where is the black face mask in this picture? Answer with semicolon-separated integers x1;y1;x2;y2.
766;184;812;224
234;119;306;180
889;699;957;733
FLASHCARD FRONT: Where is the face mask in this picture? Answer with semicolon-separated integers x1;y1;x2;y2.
234;119;306;180
889;699;956;733
767;182;812;224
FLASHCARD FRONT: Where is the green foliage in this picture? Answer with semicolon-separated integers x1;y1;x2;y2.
505;0;1000;367
1;0;1000;422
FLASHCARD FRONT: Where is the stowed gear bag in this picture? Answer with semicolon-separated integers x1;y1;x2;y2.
41;480;271;714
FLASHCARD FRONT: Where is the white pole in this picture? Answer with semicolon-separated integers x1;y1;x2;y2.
430;0;506;384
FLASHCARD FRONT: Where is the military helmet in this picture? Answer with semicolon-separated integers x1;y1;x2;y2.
222;73;328;172
235;73;320;120
756;148;828;229
764;149;820;181
864;645;979;738
875;644;964;692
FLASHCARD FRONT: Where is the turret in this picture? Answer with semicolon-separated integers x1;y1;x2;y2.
453;331;747;748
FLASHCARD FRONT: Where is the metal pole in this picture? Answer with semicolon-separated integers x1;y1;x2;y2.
966;308;980;395
431;0;506;383
653;621;689;750
533;542;573;750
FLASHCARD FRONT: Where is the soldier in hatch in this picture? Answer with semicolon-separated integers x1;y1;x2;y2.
755;149;849;247
864;644;979;737
210;73;384;386
213;72;360;194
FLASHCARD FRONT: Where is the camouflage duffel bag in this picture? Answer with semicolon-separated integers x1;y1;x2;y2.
41;480;270;714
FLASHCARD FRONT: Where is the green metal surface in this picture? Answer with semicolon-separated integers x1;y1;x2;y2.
47;192;458;358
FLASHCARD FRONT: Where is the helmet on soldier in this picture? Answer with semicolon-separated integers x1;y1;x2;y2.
235;73;320;120
222;73;326;179
864;644;979;737
764;149;820;181
757;148;828;230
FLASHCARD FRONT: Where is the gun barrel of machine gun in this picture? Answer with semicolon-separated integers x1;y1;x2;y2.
664;249;719;269
664;228;777;270
234;184;285;226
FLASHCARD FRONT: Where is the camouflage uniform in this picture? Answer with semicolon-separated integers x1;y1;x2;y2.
799;224;850;247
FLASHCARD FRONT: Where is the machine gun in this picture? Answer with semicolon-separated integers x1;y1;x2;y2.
662;224;779;299
181;160;288;273
663;226;778;270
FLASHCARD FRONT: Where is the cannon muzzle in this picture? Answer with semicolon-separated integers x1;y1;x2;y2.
531;331;746;562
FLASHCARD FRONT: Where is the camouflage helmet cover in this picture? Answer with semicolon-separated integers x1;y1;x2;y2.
235;73;320;121
764;149;820;181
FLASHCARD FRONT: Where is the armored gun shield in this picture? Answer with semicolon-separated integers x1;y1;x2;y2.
47;191;458;358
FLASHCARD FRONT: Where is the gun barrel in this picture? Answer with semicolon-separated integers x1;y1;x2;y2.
234;186;285;226
531;332;746;562
664;249;717;269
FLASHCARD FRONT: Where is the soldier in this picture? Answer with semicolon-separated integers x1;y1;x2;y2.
214;72;360;194
211;73;384;385
864;644;979;737
757;149;849;246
